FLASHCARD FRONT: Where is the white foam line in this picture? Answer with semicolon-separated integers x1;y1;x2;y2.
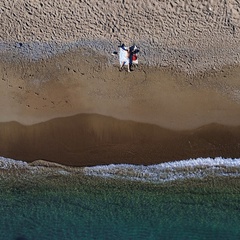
1;156;240;182
0;156;29;169
0;157;72;177
83;157;240;183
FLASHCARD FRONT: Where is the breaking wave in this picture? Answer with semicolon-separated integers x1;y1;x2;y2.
1;156;240;183
83;157;240;182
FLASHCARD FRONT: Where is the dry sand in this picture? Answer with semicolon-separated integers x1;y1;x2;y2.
1;0;240;72
0;0;240;166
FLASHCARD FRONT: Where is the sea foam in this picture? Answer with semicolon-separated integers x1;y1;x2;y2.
0;156;29;169
83;157;240;183
0;156;240;183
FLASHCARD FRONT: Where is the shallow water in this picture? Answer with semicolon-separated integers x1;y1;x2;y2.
1;170;240;240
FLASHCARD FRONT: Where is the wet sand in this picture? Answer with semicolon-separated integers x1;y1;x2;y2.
0;113;240;167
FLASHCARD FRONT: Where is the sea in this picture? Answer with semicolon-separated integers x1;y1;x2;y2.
0;156;240;240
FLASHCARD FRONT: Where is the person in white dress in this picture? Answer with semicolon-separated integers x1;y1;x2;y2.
119;44;131;72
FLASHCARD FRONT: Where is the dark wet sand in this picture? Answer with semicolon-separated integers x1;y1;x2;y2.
0;113;240;167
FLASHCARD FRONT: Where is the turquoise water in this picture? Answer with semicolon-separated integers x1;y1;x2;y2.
1;174;240;240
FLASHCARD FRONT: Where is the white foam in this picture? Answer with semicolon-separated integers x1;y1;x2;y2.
0;156;240;182
83;157;240;183
0;156;29;169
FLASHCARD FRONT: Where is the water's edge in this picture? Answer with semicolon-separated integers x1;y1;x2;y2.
1;156;240;240
1;156;240;184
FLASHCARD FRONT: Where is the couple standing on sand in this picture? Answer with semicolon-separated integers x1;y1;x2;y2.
119;44;138;72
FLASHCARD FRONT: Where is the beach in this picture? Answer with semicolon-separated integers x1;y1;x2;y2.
1;1;240;239
1;46;240;166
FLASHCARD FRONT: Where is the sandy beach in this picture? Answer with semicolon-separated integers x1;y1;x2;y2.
0;0;240;166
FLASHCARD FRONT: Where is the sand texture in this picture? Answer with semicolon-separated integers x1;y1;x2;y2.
1;49;240;128
0;0;240;165
1;0;240;72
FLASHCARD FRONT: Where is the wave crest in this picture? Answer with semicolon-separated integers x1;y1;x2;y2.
83;157;240;183
1;157;240;182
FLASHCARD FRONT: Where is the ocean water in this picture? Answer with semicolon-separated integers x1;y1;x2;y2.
0;157;240;240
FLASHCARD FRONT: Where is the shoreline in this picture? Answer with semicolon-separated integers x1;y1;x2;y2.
0;113;240;167
1;157;239;240
1;155;240;185
1;2;240;239
1;47;240;166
